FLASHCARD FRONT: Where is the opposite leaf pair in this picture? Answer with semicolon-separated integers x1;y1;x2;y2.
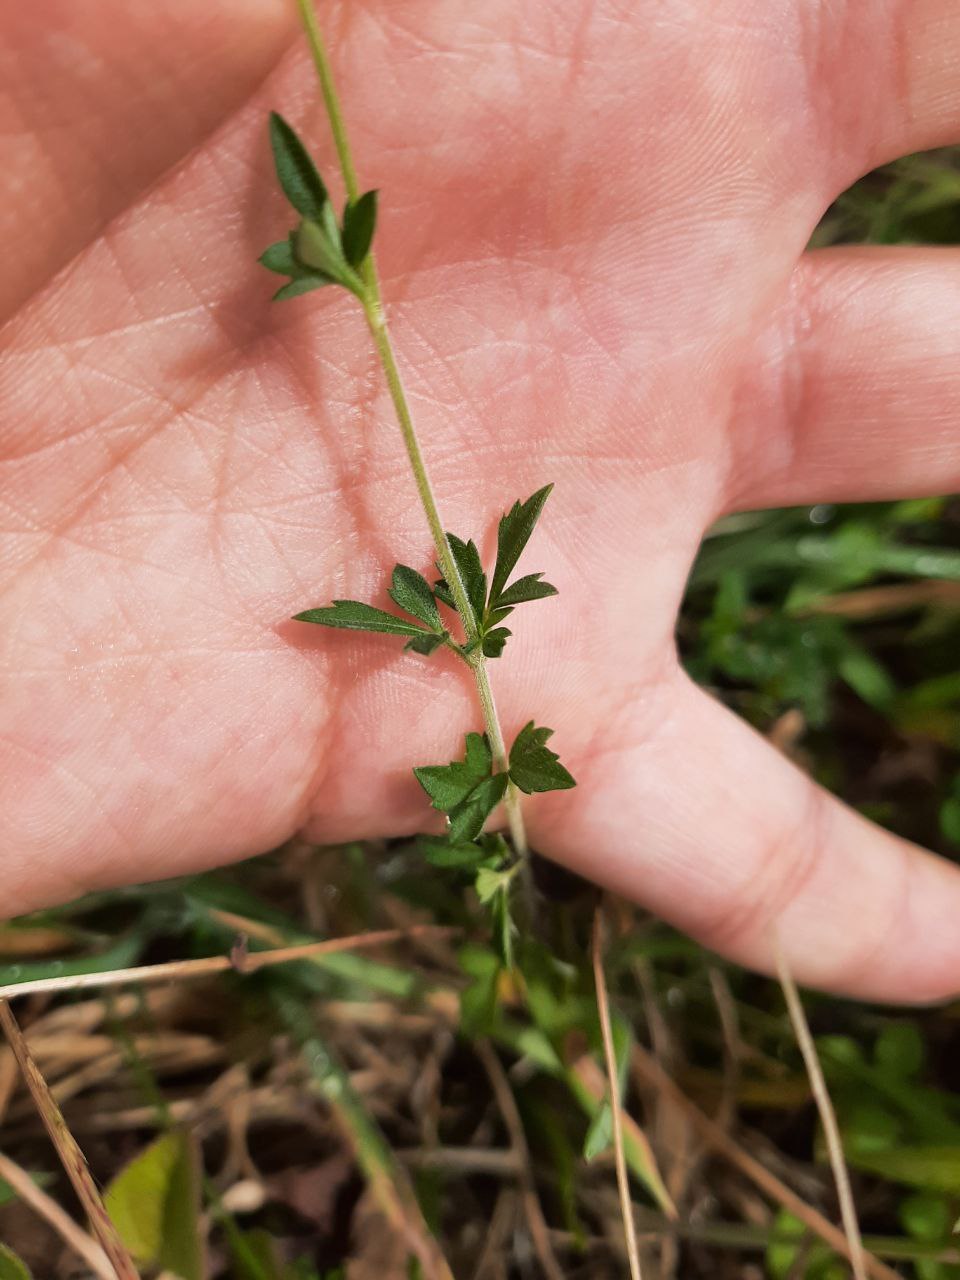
294;486;558;661
416;725;575;848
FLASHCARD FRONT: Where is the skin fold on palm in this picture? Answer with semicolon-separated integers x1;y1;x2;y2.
3;0;960;1001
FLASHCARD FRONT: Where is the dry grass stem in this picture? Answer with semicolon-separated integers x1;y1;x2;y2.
476;1038;565;1280
0;1000;139;1279
775;940;868;1280
592;903;644;1280
0;1148;116;1280
0;924;459;1002
630;1041;900;1280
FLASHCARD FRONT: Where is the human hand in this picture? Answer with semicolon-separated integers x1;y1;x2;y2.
3;0;960;1000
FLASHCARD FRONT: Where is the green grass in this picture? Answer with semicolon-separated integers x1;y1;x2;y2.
0;156;959;1280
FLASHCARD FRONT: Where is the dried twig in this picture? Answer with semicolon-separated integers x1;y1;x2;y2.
0;1148;115;1280
630;1041;901;1280
476;1038;565;1280
592;903;643;1280
0;1000;139;1279
775;941;868;1280
0;925;459;1002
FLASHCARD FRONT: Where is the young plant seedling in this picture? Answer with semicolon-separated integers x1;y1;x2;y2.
261;107;575;951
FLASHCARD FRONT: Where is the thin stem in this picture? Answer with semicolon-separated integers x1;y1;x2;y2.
775;938;868;1280
296;0;530;859
0;1000;140;1279
592;905;643;1280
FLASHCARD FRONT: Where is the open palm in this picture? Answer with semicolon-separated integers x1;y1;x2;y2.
3;0;960;1000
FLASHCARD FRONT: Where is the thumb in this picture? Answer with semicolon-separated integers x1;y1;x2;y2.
534;669;960;1003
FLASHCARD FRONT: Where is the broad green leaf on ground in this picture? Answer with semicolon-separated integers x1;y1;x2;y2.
104;1129;204;1280
293;600;431;639
509;722;576;794
490;486;554;603
0;1246;31;1280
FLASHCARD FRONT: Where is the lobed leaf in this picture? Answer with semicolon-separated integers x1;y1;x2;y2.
342;190;379;268
388;565;443;632
405;631;447;656
490;484;554;603
414;734;508;841
446;534;487;627
494;572;558;608
294;600;429;638
509;721;576;794
448;772;508;842
481;627;511;658
268;112;329;222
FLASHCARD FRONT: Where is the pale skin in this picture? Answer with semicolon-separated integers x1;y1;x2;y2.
2;0;960;1001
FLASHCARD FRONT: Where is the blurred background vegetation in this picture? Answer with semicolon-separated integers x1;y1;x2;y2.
0;155;959;1280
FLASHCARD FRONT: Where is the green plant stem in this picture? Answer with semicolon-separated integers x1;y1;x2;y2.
296;0;529;859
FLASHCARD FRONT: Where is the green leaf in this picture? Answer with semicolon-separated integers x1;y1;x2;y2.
388;565;443;632
259;239;298;275
490;485;553;603
509;721;576;794
405;631;447;656
268;112;329;222
294;600;429;638
845;1144;960;1192
296;219;358;291
414;735;508;841
446;534;487;626
0;1246;31;1280
414;733;492;811
481;627;511;658
105;1130;203;1279
273;273;334;302
493;572;558;608
448;772;508;842
475;864;515;906
342;190;378;268
420;836;489;868
583;1103;612;1161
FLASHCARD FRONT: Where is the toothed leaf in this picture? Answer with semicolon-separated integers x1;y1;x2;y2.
490;485;554;603
294;600;429;638
509;721;576;794
414;733;492;812
405;632;447;656
494;573;558;608
448;773;508;842
268;112;329;221
446;534;487;627
481;627;511;658
388;565;443;632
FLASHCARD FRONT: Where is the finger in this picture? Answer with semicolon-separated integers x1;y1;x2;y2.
533;668;960;1003
728;248;960;510
0;0;293;322
836;2;960;172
